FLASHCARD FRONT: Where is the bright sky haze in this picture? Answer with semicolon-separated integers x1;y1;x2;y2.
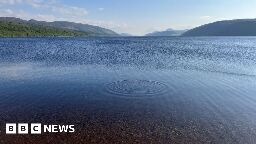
0;0;256;35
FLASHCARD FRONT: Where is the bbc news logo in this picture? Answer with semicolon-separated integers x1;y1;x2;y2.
6;123;75;134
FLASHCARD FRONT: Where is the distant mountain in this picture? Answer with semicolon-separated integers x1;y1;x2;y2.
146;29;187;36
120;33;133;37
183;19;256;36
0;17;119;37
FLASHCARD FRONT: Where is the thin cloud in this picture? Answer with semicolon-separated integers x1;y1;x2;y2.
0;0;88;18
0;9;57;21
0;0;23;5
98;8;105;11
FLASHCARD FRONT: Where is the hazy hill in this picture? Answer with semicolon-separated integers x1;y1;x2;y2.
183;19;256;36
146;29;187;36
28;19;119;36
0;17;119;37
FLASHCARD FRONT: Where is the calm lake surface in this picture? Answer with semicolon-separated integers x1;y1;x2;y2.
0;37;256;143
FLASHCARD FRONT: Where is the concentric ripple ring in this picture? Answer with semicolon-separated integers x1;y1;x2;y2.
105;80;169;97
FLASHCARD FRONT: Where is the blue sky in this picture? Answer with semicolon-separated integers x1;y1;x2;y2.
0;0;256;35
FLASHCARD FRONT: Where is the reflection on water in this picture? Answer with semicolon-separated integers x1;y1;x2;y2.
0;37;256;143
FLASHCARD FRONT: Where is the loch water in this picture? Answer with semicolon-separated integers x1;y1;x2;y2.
0;37;256;143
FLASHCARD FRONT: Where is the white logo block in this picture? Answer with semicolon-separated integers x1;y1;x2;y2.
31;123;42;134
6;123;17;134
18;123;28;134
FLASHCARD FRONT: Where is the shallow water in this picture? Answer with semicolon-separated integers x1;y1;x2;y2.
0;37;256;143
